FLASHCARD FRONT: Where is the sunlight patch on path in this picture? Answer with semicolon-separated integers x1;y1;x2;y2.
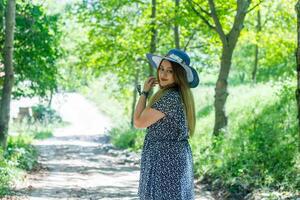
51;92;112;137
17;135;140;200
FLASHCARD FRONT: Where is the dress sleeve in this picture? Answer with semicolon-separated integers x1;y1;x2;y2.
151;91;181;118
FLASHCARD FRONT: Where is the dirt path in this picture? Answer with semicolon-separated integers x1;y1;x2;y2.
9;134;141;200
5;93;215;200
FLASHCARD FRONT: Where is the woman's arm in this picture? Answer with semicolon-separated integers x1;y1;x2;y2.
134;96;165;128
134;77;165;128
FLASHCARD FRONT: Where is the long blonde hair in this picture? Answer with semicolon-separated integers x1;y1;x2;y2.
147;60;196;136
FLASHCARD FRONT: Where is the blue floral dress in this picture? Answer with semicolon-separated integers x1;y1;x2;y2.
138;88;195;200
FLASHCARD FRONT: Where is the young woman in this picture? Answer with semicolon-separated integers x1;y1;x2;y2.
134;49;199;200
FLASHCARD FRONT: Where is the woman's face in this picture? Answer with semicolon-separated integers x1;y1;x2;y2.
158;60;175;87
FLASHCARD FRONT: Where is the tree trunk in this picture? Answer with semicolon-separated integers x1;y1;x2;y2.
174;0;180;49
209;0;250;136
0;1;4;31
213;46;234;136
149;0;157;76
0;1;4;56
252;9;261;83
48;89;53;108
295;0;300;152
131;69;139;128
0;0;16;150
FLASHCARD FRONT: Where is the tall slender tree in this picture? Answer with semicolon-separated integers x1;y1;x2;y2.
131;64;140;128
149;0;157;76
0;0;16;150
295;0;300;152
0;1;4;54
174;0;180;49
188;0;253;136
252;8;261;83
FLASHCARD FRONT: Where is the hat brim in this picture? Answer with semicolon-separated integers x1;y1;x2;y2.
146;53;199;88
189;67;199;88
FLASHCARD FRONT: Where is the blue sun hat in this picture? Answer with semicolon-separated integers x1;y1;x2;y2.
146;49;199;88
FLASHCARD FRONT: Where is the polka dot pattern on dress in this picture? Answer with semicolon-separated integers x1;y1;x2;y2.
138;88;195;200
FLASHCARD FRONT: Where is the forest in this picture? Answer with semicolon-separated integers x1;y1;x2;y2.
0;0;299;199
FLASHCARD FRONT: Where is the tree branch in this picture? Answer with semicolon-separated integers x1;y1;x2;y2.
228;0;251;47
191;0;211;17
247;0;263;14
187;0;216;31
187;44;205;49
208;0;227;44
183;30;197;51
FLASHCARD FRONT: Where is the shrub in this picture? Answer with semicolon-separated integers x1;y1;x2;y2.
31;104;62;124
0;150;13;196
33;130;53;140
5;134;38;171
109;127;145;151
192;82;299;198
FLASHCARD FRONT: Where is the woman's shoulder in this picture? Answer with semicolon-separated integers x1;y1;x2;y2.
152;88;182;117
165;88;180;97
163;88;181;103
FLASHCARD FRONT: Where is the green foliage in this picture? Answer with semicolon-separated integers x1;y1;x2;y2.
5;134;38;171
110;127;145;152
10;115;59;140
69;0;216;95
1;0;297;197
0;149;16;196
192;81;299;197
14;1;61;98
31;104;62;124
71;0;298;195
232;0;296;83
0;0;62;98
55;2;92;91
33;130;53;140
0;132;40;196
88;76;299;194
65;0;297;97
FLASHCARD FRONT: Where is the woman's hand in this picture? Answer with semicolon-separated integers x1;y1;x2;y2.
143;76;158;92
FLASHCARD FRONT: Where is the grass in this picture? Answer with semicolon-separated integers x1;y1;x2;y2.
10;122;55;140
33;130;53;140
109;126;144;152
0;118;62;197
190;81;299;198
5;134;38;171
82;76;299;198
0;133;38;197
